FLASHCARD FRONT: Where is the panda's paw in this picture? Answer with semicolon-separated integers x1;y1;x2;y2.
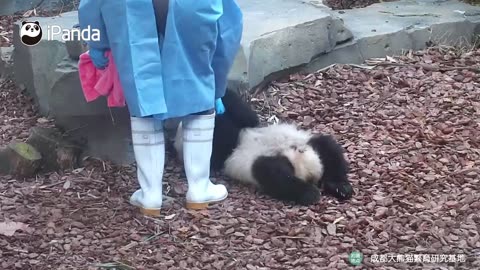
327;181;354;201
297;186;321;206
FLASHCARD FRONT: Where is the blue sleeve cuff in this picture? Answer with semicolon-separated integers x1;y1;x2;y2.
77;0;110;50
215;98;225;114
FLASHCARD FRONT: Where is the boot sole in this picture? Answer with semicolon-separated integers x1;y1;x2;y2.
139;207;162;217
185;196;227;210
130;201;162;217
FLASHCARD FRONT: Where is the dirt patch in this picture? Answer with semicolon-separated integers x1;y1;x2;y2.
322;0;398;10
322;0;478;10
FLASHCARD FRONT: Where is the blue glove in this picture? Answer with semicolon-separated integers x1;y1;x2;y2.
89;48;109;69
215;98;225;115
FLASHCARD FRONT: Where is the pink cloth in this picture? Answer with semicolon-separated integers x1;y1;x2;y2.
78;50;126;107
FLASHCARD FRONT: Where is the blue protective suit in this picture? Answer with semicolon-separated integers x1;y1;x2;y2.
78;0;243;120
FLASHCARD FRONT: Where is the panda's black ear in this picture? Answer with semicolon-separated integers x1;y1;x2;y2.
34;21;40;25
22;21;27;25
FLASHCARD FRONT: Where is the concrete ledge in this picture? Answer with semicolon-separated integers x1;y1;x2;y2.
234;0;353;91
304;0;480;73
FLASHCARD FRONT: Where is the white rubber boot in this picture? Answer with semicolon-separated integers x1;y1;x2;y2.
182;112;227;209
129;116;165;216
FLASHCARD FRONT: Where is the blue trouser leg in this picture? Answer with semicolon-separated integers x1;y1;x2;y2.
192;109;215;115
212;0;243;99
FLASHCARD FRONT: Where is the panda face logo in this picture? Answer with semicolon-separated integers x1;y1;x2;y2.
20;21;43;46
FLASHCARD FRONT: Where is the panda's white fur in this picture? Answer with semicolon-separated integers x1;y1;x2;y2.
174;122;324;186
223;123;323;186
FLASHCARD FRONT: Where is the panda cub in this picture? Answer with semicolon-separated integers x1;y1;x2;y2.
174;90;354;205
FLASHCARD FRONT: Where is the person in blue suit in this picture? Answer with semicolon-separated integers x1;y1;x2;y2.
78;0;243;216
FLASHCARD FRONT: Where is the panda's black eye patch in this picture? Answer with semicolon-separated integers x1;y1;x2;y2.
34;25;39;30
26;25;31;30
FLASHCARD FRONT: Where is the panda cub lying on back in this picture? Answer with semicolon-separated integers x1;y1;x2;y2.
174;90;354;205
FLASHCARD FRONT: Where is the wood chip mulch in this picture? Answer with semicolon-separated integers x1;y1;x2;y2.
1;44;480;269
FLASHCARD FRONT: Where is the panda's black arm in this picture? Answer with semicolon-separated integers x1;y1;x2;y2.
251;155;320;206
222;89;260;128
307;134;354;200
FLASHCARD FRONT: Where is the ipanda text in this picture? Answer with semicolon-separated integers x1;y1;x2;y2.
47;25;100;41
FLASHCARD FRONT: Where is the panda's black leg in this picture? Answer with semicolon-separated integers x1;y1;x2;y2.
211;114;242;171
307;134;354;200
222;89;260;128
252;155;321;205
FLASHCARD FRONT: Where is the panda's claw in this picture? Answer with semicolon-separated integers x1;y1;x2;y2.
324;181;353;201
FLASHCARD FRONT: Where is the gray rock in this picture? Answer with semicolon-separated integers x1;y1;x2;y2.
0;47;14;78
0;0;77;16
49;57;113;118
54;110;135;165
464;10;480;17
65;39;87;61
0;0;43;16
12;11;78;115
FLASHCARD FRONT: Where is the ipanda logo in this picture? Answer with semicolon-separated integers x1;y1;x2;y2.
20;21;42;46
19;21;100;46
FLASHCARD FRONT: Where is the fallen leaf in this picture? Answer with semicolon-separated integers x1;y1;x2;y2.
63;179;71;190
0;221;29;236
165;214;176;220
36;117;50;124
333;217;345;224
72;168;85;174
